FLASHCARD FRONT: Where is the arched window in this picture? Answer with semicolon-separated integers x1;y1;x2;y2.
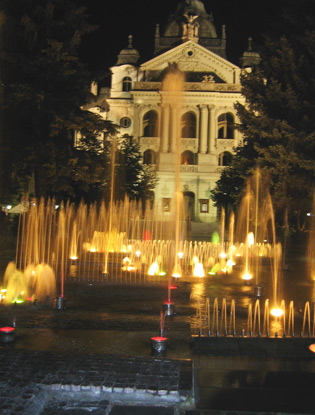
218;113;234;139
218;151;232;166
181;112;197;138
122;76;132;92
181;150;196;165
143;149;156;165
143;110;158;137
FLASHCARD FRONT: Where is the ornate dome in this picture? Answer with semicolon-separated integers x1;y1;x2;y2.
116;35;140;66
175;0;207;16
164;0;217;39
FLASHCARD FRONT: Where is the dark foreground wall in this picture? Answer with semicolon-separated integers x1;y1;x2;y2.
191;335;315;358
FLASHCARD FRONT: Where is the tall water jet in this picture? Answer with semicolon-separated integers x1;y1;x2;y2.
56;203;66;300
307;193;315;283
236;183;254;281
253;169;262;288
161;64;185;302
104;135;117;275
263;192;283;317
220;207;225;256
226;212;235;273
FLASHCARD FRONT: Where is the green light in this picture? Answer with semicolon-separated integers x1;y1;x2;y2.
211;231;220;244
11;298;24;304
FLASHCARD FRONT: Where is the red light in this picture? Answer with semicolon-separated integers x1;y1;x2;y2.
0;327;15;332
151;336;167;341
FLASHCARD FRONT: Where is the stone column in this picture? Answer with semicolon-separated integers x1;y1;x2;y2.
199;104;208;154
161;104;170;152
133;104;141;139
209;105;216;153
170;105;179;153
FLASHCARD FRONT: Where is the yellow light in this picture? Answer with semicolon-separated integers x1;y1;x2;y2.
177;252;184;259
148;260;159;276
136;250;141;257
172;273;181;278
220;252;227;259
90;247;96;253
270;308;284;317
226;259;235;267
193;262;205;277
122;265;136;272
247;232;255;247
242;272;252;280
309;344;315;353
70;255;78;260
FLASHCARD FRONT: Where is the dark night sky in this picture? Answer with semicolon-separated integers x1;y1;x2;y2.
76;0;286;71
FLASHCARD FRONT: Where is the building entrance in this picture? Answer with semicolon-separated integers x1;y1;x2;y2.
183;191;195;222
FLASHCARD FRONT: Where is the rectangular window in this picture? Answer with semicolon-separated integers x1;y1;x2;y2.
199;199;209;213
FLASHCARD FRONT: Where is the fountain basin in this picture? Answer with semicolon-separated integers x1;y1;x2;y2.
151;336;167;353
54;296;65;310
163;301;174;316
0;327;16;343
191;335;315;358
254;285;263;297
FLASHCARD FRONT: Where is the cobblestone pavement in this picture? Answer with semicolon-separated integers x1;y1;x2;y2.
0;349;193;414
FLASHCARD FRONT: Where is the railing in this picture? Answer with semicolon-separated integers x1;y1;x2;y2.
140;137;160;151
140;137;198;152
216;138;235;146
133;82;241;92
180;165;198;172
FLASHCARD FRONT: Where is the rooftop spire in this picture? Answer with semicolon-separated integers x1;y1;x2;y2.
128;34;133;48
116;35;140;66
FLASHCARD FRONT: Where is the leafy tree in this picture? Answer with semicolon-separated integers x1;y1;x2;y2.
210;135;257;213
109;135;157;204
212;0;315;229
0;0;114;202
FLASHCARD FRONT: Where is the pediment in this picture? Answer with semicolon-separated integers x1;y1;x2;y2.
141;41;240;84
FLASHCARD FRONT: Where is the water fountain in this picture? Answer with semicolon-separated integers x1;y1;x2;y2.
151;310;168;354
0;326;15;343
0;77;313;357
161;64;186;317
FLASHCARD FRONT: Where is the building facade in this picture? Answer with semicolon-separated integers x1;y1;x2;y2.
89;0;258;223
